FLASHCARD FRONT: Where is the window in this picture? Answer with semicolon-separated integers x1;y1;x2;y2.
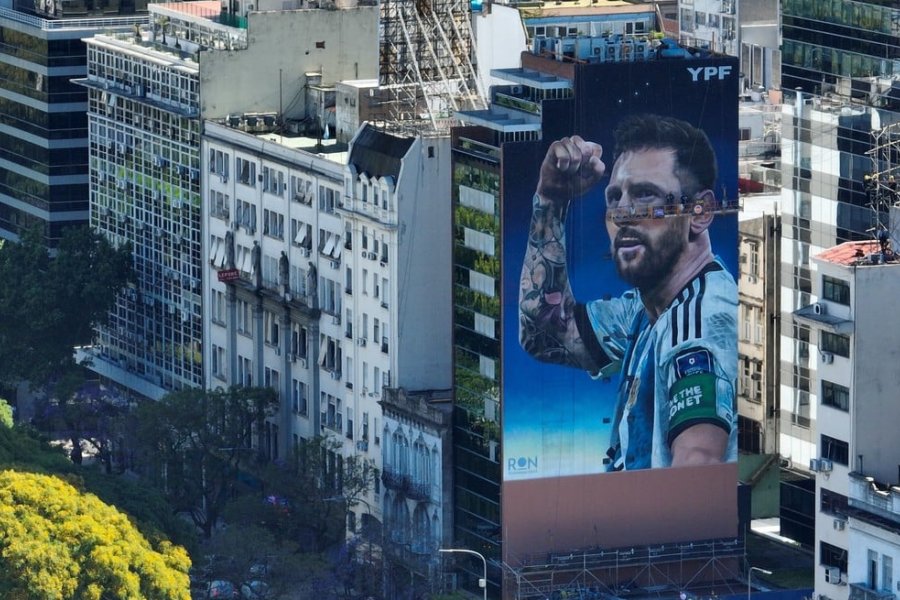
290;323;307;358
236;300;253;336
820;488;848;517
264;311;280;346
822;275;850;305
212;344;226;380
236;156;256;186
821;380;849;411
821;434;849;466
821;332;850;358
318;334;341;373
292;379;307;415
883;555;893;593
263;209;284;240
236;199;257;232
749;242;759;279
319;186;337;212
264;367;280;397
238;355;253;386
821;541;847;572
210;289;225;324
322;392;342;432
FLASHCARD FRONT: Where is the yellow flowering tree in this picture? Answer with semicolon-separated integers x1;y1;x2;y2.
0;470;191;600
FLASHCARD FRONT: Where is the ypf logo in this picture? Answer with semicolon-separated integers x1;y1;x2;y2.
507;456;538;474
686;65;733;82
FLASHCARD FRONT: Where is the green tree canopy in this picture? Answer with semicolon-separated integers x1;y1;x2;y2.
133;386;278;538
0;470;190;600
0;225;133;386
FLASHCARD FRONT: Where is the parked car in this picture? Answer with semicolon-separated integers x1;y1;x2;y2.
240;580;270;599
207;580;239;599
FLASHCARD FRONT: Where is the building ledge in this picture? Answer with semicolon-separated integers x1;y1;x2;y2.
792;304;853;334
849;471;900;526
849;582;896;600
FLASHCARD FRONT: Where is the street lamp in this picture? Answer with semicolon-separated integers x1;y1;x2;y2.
748;566;773;600
440;547;487;600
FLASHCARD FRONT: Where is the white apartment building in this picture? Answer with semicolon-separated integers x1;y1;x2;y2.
793;236;900;600
78;0;378;400
78;7;207;396
678;0;780;91
203;119;452;532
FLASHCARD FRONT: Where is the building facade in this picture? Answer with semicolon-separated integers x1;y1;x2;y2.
678;0;780;91
0;5;146;247
202;118;453;559
778;0;900;540
78;1;378;400
794;238;900;600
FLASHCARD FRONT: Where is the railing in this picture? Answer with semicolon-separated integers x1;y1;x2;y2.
493;92;541;116
849;582;896;600
0;6;147;29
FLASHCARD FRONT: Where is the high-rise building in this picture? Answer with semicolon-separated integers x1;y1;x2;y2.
779;0;900;576
452;36;741;596
76;1;378;399
0;2;146;247
778;0;900;547
794;228;900;600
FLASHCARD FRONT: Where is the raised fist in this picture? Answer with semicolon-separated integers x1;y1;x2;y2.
536;135;606;206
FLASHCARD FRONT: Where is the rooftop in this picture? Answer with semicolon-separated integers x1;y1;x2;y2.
816;240;897;267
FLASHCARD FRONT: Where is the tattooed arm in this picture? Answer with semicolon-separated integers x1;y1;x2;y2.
518;136;607;370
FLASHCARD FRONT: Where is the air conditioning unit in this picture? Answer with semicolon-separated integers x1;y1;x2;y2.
833;518;846;531
332;315;340;325
813;302;826;315
274;347;281;356
356;440;368;452
330;371;341;380
330;260;339;269
297;357;307;369
820;351;834;364
357;337;366;346
300;248;310;257
819;458;833;472
824;566;841;584
368;252;377;260
809;458;820;472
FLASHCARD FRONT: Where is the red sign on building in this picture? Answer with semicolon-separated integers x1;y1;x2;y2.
217;269;240;282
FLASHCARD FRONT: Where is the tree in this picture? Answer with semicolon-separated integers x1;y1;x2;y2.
133;386;278;538
0;470;191;600
0;421;196;553
0;397;13;429
259;436;377;553
0;225;133;386
0;226;133;464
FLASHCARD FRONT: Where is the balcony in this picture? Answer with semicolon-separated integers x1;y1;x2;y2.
406;480;436;503
849;472;900;525
382;468;410;493
849;583;896;600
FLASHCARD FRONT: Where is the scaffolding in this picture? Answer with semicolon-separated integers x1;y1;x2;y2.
865;122;900;246
378;0;485;132
503;538;745;600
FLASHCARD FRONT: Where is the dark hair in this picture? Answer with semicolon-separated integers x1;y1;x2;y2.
613;114;717;195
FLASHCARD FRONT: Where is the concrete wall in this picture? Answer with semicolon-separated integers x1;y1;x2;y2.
852;262;900;484
395;136;452;391
473;4;527;97
200;7;378;120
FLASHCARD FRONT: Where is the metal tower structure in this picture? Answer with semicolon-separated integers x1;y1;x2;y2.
865;122;900;243
378;0;485;131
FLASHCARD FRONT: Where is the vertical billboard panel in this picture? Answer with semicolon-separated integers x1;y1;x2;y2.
501;56;740;567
